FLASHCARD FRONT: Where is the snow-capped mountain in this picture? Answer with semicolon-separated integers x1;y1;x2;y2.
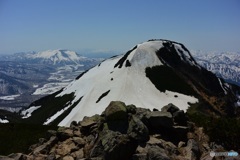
21;39;240;126
192;51;240;86
2;49;89;65
28;50;87;65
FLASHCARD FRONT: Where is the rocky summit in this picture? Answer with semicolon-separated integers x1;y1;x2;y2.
1;101;238;160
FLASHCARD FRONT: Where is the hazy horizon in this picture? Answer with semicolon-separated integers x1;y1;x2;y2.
1;0;240;55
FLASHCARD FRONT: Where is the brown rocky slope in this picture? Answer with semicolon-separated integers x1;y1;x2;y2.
1;101;238;160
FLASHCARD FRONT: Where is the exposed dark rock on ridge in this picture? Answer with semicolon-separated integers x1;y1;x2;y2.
1;101;237;160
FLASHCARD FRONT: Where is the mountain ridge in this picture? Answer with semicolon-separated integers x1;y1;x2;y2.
18;39;240;126
1;49;88;65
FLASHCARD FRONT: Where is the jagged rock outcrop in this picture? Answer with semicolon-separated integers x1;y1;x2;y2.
0;101;238;160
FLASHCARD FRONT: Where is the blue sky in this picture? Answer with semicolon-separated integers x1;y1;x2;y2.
0;0;239;54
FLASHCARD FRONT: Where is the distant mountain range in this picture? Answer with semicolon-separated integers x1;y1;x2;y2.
192;50;240;86
1;49;96;65
0;50;101;110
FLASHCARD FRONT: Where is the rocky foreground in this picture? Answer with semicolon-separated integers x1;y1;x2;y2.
1;101;238;160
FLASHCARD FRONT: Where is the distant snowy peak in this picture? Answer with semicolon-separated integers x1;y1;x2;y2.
1;49;89;65
28;49;86;65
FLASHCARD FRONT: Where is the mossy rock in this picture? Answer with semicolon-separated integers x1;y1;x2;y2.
105;101;127;121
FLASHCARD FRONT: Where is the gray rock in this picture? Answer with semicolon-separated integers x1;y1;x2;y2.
132;153;147;160
73;137;86;147
90;141;104;158
55;138;78;156
181;139;200;160
146;111;173;129
71;148;84;159
7;153;23;160
146;146;170;160
80;116;97;128
147;136;178;156
127;115;149;142
126;104;137;114
33;136;58;155
161;103;179;115
80;115;100;135
187;139;199;156
57;128;73;141
100;130;137;160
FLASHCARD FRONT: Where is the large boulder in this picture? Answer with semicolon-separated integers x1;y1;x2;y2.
104;101;128;133
105;101;128;121
146;111;173;129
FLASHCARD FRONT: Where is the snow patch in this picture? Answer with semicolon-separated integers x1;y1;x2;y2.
33;84;39;88
21;106;41;119
218;78;227;95
32;83;69;95
43;104;71;125
0;118;9;123
0;95;20;101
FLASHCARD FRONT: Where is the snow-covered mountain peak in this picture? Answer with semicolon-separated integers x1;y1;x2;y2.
53;40;208;126
28;49;85;65
114;40;199;70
